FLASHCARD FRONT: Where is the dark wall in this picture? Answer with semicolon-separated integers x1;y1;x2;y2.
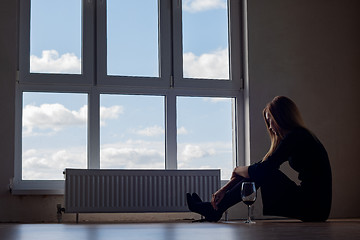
247;0;360;218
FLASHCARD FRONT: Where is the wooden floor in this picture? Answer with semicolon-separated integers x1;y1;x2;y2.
0;219;359;240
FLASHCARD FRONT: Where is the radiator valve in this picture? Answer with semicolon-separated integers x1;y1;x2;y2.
56;204;65;223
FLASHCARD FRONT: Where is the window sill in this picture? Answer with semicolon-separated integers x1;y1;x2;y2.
10;179;64;195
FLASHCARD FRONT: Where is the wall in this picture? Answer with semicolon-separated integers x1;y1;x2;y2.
246;0;360;218
0;0;17;221
0;0;359;222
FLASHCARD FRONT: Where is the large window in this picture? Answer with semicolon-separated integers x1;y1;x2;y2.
16;0;245;193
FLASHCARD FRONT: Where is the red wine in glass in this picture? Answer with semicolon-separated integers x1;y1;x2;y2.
241;182;257;223
243;200;255;206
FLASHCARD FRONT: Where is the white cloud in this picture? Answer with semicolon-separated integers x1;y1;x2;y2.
177;126;188;135
22;148;86;180
30;50;81;74
177;142;233;179
183;0;226;13
183;48;229;79
180;144;216;162
177;142;231;165
100;140;165;169
100;105;124;126
135;125;164;137
134;126;189;136
23;104;123;135
23;103;87;135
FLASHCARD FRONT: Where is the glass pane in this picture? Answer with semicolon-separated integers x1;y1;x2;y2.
22;92;87;180
107;0;159;77
100;95;165;169
30;0;81;74
177;96;234;180
182;0;229;79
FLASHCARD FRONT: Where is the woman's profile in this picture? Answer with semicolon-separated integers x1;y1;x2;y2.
187;96;332;222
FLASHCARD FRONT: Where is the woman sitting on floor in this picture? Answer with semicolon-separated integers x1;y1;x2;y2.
187;96;332;222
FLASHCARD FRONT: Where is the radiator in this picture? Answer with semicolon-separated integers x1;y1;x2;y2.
64;169;220;213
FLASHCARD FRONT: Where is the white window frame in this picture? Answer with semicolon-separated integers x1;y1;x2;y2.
172;0;242;90
96;0;172;88
18;0;95;85
13;0;247;194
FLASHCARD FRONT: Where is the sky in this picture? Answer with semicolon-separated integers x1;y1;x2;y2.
24;0;234;180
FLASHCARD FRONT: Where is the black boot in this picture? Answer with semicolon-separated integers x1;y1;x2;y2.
186;193;222;222
191;193;202;203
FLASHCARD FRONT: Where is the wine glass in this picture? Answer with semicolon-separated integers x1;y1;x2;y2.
241;182;257;224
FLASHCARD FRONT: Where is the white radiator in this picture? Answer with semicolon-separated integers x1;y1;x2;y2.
64;169;220;213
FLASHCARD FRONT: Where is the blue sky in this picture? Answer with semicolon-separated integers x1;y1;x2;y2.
24;0;233;180
107;0;159;76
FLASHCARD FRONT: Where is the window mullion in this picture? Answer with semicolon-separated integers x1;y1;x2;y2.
234;93;246;167
83;0;96;84
14;87;24;182
159;0;172;84
171;0;183;85
228;0;242;89
163;0;177;169
87;0;99;169
96;0;107;85
88;88;100;169
165;91;177;169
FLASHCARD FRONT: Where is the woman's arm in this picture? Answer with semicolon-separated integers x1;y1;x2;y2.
211;170;245;209
234;166;249;178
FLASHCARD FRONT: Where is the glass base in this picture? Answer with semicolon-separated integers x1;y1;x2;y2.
244;219;256;224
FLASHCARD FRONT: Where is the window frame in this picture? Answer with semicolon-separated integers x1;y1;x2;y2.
14;0;247;194
96;0;172;87
18;0;95;85
172;0;243;90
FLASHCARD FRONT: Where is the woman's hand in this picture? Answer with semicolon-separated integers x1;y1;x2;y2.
233;166;250;178
210;167;249;210
210;172;245;210
211;189;225;210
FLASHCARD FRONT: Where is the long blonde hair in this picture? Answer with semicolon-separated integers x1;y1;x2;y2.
263;96;306;161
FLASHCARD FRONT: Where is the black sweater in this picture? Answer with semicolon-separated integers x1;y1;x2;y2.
248;127;332;219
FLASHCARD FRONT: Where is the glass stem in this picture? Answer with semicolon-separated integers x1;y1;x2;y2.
247;205;251;222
